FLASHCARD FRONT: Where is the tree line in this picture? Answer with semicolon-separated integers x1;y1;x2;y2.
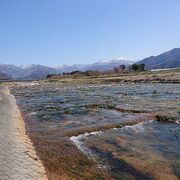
47;63;146;78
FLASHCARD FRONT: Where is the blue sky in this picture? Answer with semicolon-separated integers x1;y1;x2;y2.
0;0;180;66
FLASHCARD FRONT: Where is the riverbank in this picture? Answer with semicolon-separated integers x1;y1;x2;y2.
46;68;180;84
0;85;47;179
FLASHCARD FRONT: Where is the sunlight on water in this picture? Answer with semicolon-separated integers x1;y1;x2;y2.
11;83;180;179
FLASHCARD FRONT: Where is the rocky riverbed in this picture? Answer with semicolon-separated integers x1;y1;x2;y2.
10;82;180;179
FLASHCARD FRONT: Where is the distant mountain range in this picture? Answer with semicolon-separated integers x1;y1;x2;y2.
0;72;12;81
0;64;60;80
137;47;180;69
0;47;180;80
0;58;133;80
56;58;134;72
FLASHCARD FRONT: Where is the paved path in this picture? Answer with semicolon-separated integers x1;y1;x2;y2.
0;86;47;180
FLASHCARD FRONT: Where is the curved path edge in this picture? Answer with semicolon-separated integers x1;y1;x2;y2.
0;85;47;180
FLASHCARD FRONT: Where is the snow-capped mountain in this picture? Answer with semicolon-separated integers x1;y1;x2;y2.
17;64;36;69
1;47;180;80
57;58;134;72
96;58;133;64
0;58;134;80
55;64;87;72
84;58;133;71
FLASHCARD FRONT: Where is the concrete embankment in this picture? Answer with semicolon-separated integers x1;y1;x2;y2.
0;85;47;179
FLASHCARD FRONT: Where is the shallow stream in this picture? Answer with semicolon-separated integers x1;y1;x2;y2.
11;83;180;179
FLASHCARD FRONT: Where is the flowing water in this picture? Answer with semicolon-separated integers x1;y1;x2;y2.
11;83;180;179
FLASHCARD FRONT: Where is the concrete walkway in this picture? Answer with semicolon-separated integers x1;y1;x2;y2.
0;86;47;180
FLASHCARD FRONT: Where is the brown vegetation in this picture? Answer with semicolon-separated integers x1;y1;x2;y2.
46;68;180;84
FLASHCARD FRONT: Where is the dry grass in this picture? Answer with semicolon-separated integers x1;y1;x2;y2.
46;69;180;84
